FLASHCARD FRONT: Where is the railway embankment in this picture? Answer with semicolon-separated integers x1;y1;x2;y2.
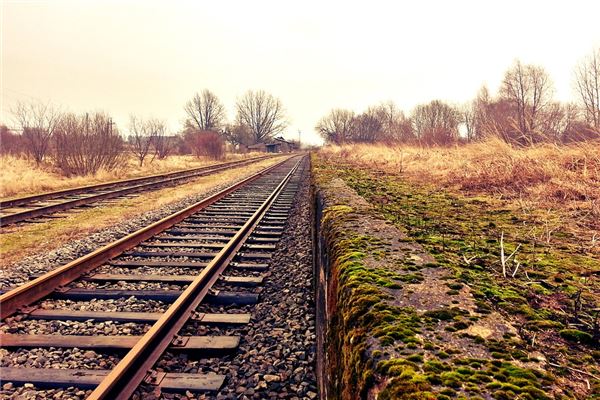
312;155;597;399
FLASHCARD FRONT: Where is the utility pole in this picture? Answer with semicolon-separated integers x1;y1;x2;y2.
297;129;301;150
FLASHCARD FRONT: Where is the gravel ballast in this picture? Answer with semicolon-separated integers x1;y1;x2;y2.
0;167;276;289
0;158;317;399
135;161;317;400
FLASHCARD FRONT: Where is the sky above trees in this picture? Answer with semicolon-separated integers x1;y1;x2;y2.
2;0;599;145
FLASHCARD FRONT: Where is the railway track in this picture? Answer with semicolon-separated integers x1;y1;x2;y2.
0;155;307;399
0;155;275;227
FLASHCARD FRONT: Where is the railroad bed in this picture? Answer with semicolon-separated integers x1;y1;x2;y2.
0;155;274;227
0;155;316;399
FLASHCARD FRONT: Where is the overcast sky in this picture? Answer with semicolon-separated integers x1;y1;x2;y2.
2;0;599;145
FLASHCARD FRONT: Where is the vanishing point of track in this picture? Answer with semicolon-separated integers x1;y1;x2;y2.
0;155;273;227
0;154;306;399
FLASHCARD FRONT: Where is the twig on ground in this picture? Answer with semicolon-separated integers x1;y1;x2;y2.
548;362;600;381
462;254;476;265
500;231;521;278
511;257;521;278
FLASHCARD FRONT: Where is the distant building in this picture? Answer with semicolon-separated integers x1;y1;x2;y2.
247;136;298;153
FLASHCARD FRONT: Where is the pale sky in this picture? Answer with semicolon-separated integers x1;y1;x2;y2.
2;0;599;145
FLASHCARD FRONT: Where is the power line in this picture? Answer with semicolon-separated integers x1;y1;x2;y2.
2;87;45;101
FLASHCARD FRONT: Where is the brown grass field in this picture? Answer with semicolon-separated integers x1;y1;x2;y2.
320;138;600;204
0;153;263;199
320;138;600;243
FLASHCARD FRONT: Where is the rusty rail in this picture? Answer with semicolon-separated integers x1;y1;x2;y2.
0;156;293;319
0;155;275;227
87;158;302;400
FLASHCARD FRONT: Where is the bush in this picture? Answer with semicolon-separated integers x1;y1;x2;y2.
0;125;25;155
185;130;225;160
54;113;125;176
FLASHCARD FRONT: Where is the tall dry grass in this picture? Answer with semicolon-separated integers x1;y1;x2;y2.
319;139;600;237
320;138;600;203
0;152;262;199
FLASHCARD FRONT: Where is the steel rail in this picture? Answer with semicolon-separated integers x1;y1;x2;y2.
0;155;276;227
0;156;294;319
0;155;272;208
87;157;302;400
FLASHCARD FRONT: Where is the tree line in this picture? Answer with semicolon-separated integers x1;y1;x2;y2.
1;89;288;176
317;48;600;146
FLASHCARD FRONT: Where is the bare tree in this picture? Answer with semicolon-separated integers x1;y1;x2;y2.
12;100;62;163
461;102;477;142
128;116;162;166
184;90;226;131
235;90;287;144
0;125;25;155
574;48;600;131
500;60;554;144
150;122;174;160
353;109;382;143
223;123;253;150
470;85;499;140
370;101;414;143
560;103;583;141
54;112;124;176
411;100;460;145
315;109;356;144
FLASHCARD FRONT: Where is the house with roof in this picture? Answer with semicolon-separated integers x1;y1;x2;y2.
247;136;298;153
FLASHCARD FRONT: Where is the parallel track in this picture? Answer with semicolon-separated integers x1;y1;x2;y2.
0;155;275;227
0;155;306;398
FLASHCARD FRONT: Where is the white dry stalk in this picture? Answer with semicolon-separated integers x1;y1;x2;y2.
511;257;521;278
462;254;477;265
500;231;522;278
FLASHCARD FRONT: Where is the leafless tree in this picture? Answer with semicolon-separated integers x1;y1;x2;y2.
12;100;62;163
222;123;253;150
500;60;554;144
150;121;174;160
315;109;356;144
353;109;382;143
461;102;477;142
370;101;414;143
54;112;124;176
469;87;517;142
574;48;600;132
184;90;226;131
153;135;175;160
560;103;582;140
235;90;287;144
411;100;460;145
128;116;162;166
463;88;500;142
0;125;25;155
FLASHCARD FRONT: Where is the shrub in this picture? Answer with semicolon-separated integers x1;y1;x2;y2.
185;130;225;160
0;125;25;155
54;112;125;176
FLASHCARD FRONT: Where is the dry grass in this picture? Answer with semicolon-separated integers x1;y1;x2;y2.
0;156;285;268
319;139;600;248
0;152;264;199
320;138;600;206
